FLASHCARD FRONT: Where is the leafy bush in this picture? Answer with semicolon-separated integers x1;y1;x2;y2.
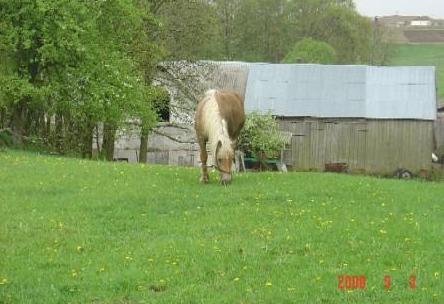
238;111;287;159
0;129;13;147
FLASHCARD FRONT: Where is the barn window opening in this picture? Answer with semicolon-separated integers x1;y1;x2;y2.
152;87;170;122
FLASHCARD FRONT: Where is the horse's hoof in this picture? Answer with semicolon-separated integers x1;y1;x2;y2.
200;176;209;184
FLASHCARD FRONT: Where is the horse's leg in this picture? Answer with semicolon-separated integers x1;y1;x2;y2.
199;140;209;183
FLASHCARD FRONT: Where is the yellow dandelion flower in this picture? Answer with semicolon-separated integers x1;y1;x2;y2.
233;277;240;282
287;287;296;291
379;229;387;234
0;278;7;285
434;272;440;279
265;282;272;287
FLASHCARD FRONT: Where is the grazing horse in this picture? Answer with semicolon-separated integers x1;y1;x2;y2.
195;89;245;184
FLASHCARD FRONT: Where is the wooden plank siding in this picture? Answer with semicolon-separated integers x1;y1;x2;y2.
277;118;433;175
435;113;444;151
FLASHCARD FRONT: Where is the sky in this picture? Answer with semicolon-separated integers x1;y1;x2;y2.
354;0;444;18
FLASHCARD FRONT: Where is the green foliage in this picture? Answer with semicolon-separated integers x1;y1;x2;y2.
0;129;13;147
315;5;372;63
282;38;337;64
0;150;443;302
157;1;222;60
154;0;387;64
0;0;161;156
238;111;287;158
149;86;170;122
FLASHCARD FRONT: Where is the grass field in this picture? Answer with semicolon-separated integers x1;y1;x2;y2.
390;43;444;103
0;150;443;303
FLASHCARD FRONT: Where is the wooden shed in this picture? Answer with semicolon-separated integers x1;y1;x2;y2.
245;64;437;175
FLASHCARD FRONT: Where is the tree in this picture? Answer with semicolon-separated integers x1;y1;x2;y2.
138;86;166;163
282;38;337;64
156;1;222;60
154;0;393;64
213;0;242;60
0;0;160;158
369;17;395;65
228;0;293;62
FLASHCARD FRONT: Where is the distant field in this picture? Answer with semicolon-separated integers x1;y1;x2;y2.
0;150;443;303
390;43;444;103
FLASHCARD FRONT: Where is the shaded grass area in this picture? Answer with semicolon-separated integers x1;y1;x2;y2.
0;150;443;303
390;43;444;103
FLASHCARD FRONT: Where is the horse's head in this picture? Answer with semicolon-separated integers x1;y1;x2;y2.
215;139;234;185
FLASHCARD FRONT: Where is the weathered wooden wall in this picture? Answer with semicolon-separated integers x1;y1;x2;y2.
435;113;444;152
278;118;433;175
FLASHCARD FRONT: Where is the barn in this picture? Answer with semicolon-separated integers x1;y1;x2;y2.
110;61;437;176
245;64;437;175
110;61;250;165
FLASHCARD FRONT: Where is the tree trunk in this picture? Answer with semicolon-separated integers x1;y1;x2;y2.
45;114;51;142
139;128;149;163
0;108;6;129
94;125;101;158
37;111;44;138
102;122;116;161
24;109;34;137
10;102;26;137
81;121;94;159
54;112;64;152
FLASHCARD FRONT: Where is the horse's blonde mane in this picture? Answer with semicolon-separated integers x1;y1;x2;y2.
202;90;234;163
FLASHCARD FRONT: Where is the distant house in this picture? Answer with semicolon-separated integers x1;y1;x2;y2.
378;15;443;28
410;17;432;27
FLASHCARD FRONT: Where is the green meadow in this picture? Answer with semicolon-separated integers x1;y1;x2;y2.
390;43;444;102
0;150;443;303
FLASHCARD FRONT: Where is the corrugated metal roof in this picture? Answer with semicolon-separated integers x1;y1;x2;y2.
245;64;437;120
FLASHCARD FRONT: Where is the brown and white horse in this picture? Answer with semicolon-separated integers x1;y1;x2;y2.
195;89;245;184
